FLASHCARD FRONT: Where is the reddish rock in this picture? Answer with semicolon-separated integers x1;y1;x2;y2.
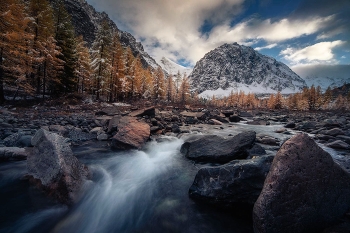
253;133;350;233
128;107;155;117
111;117;150;150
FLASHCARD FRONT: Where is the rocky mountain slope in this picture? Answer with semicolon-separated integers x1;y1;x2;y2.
189;43;306;97
158;57;193;77
51;0;159;69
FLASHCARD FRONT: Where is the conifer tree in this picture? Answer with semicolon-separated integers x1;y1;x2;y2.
124;47;135;98
324;86;333;104
0;0;33;103
52;0;77;94
29;0;63;99
75;35;92;94
274;91;283;109
141;67;153;99
133;56;144;99
153;66;165;100
179;74;190;105
166;75;174;102
174;71;182;102
91;20;112;100
267;94;275;109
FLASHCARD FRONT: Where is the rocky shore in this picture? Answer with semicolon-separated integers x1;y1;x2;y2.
1;102;350;232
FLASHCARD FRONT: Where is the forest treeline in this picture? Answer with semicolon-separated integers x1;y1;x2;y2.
1;0;349;110
208;85;350;111
0;0;192;104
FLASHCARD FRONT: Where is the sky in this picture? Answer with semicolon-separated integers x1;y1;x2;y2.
86;0;350;77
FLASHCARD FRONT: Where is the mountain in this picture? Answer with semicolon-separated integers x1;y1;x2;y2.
292;65;350;91
52;0;159;69
189;43;306;98
158;57;193;77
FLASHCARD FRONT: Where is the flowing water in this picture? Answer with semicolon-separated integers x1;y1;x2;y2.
0;123;344;233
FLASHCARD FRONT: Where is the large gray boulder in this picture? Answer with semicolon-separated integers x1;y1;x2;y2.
27;129;89;204
189;155;274;207
111;117;150;150
180;131;256;163
253;133;350;233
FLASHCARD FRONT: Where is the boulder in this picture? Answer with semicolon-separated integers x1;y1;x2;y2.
180;131;256;163
246;144;267;159
221;110;234;117
326;140;350;150
111;117;150;150
323;128;345;137
256;134;280;146
97;133;108;141
239;111;254;117
189;155;274;207
0;147;28;161
27;129;89;204
229;115;242;122
211;115;229;123
284;122;296;128
208;119;223;125
67;128;96;142
336;135;350;144
129;107;155;117
299;121;317;130
253;134;350;233
3;133;33;147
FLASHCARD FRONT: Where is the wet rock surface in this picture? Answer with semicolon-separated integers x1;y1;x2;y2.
27;129;89;204
111;117;150;150
189;155;274;207
253;133;350;233
180;131;256;163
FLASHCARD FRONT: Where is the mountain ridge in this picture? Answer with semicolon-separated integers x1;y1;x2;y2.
189;43;307;97
52;0;159;69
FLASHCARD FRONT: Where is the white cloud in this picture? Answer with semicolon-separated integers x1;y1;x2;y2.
280;40;345;65
87;0;338;66
255;43;278;51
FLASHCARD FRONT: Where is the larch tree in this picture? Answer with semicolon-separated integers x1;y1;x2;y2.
124;47;135;98
166;74;174;102
0;0;33;103
153;66;165;101
141;67;153;99
179;74;190;105
133;55;144;99
274;91;283;109
75;35;92;94
91;20;112;100
267;94;275;109
174;70;182;102
29;0;63;99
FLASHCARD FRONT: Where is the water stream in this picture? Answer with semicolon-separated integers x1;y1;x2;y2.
0;123;345;233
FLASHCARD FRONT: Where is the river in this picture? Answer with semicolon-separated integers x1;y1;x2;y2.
0;122;344;233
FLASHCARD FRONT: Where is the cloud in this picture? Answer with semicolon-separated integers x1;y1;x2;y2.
291;64;350;79
280;40;346;65
255;43;278;51
86;0;348;67
87;0;245;65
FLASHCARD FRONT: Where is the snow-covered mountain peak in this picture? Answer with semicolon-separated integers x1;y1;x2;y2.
189;42;306;97
158;57;193;77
